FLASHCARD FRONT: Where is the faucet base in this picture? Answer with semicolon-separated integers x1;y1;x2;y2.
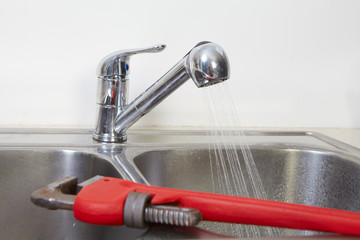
93;132;127;143
93;105;128;143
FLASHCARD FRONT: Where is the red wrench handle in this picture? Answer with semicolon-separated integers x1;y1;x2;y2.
74;177;360;235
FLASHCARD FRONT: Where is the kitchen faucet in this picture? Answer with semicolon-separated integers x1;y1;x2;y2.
93;41;230;143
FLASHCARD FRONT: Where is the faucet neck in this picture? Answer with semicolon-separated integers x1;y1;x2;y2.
114;58;189;134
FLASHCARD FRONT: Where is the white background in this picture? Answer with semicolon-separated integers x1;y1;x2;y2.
0;0;359;128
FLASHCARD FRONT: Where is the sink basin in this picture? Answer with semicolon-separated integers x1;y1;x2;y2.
1;129;360;239
0;148;145;240
134;146;360;236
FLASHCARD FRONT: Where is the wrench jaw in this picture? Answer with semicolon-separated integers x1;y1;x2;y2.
30;176;78;210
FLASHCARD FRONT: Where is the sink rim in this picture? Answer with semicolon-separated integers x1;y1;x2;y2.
0;128;358;153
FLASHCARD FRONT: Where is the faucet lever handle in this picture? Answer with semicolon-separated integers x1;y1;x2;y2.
97;44;166;77
125;44;166;55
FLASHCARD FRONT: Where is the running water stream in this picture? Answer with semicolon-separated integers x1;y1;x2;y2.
202;82;280;238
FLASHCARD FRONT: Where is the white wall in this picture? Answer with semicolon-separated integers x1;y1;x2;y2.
0;0;359;128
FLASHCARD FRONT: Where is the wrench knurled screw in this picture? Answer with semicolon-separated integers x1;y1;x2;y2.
123;192;202;228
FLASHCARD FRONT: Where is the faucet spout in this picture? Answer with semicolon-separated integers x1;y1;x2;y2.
93;42;230;143
113;42;230;137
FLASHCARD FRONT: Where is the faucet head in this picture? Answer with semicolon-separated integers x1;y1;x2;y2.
186;42;230;87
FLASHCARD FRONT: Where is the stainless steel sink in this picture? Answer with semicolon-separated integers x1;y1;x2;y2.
1;129;360;239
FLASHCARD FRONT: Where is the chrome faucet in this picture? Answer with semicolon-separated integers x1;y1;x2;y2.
93;41;230;142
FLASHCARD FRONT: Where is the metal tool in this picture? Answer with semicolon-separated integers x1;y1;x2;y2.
31;176;360;235
31;176;201;228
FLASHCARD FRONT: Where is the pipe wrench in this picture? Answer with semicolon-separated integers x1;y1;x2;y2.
31;176;360;235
